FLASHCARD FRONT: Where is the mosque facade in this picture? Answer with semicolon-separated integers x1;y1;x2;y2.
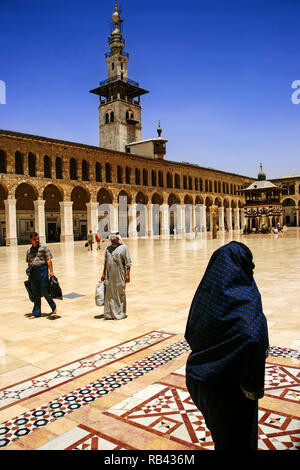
0;2;299;246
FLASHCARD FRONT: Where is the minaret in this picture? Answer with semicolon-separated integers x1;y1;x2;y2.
90;1;149;152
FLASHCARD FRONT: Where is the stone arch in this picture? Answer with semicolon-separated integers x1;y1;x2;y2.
195;195;204;205
231;199;237;208
136;191;148;205
15;183;38;244
214;197;222;207
118;189;132;205
43;184;63;242
223;198;230;208
151;192;163;205
43;184;63;211
15;182;38;210
97;188;113;204
282;197;296;207
71;186;90;240
168;193;180;206
71;186;90;211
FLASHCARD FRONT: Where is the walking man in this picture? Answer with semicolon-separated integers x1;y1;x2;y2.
26;232;57;319
87;230;94;251
95;231;102;250
100;231;131;320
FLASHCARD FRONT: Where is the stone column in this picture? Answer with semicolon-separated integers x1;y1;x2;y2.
160;204;170;238
240;209;246;230
192;204;196;232
226;208;232;230
109;203;119;233
86;201;99;234
218;207;225;231
4;198;17;246
147;202;153;237
198;204;206;232
128;203;138;239
34;199;46;243
210;205;218;239
233;208;240;230
59;201;74;242
176;204;185;236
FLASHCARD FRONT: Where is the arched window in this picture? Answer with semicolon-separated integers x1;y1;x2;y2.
44;155;52;178
117;165;123;184
55;157;63;179
96;162;102;182
0;149;7;174
214;181;217;193
199;178;203;192
135;168;141;185
167;172;173;188
195;178;198;191
70;158;77;180
143;169;148;186
105;113;109;124
110;112;114;123
82;160;89;181
175;173;180;189
28;153;36;177
151;170;157;187
189;176;193;190
205;180;208;192
158;171;164;188
126;166;131;184
105;163;112;183
15;151;24;175
183;175;187;190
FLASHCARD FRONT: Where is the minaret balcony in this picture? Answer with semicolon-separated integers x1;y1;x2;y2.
99;75;139;87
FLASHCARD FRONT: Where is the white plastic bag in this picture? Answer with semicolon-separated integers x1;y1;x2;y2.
95;282;105;306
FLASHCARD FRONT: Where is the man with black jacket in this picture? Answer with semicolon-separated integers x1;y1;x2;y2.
26;232;57;319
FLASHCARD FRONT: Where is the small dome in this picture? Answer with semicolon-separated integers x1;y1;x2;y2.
257;163;266;181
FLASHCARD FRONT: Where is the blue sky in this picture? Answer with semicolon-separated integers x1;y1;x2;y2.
1;0;300;179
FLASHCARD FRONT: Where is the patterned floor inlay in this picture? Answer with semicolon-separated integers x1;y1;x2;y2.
0;331;174;411
104;383;300;451
38;424;137;450
0;340;190;449
265;363;300;404
63;293;85;299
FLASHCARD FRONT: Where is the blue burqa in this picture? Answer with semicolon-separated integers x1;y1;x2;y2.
185;241;269;399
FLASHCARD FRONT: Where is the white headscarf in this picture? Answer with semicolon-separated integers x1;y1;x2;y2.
108;231;123;246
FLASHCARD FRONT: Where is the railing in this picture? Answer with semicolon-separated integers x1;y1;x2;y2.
99;75;139;87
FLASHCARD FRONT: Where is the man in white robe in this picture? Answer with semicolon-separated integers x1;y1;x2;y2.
100;232;131;320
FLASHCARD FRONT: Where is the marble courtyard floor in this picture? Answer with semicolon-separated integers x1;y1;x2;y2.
0;230;299;451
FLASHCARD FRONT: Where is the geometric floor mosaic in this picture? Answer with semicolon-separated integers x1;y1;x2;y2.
0;340;299;450
0;331;174;411
0;340;190;449
103;365;300;451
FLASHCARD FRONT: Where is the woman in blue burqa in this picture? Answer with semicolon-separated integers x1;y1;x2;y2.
185;241;269;450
